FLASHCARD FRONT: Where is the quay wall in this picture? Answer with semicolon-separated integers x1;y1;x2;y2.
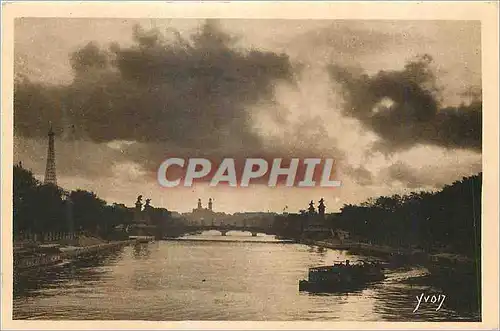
300;239;423;257
302;239;474;270
14;240;134;272
59;240;133;259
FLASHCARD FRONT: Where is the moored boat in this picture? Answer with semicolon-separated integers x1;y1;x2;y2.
299;260;385;293
14;245;64;273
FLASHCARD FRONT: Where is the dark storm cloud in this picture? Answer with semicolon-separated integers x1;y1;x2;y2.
70;41;110;74
285;20;419;58
385;161;427;189
14;21;294;161
13;136;129;179
343;165;373;186
382;159;482;189
329;54;482;153
14;20;481;190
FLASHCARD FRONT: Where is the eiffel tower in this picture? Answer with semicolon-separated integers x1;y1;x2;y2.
44;124;57;185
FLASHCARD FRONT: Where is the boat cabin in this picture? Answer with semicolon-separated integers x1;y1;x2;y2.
307;260;380;280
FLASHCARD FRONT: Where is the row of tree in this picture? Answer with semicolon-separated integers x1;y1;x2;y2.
272;173;481;258
335;173;481;257
13;164;173;239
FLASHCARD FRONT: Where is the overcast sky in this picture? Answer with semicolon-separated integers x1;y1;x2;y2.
13;18;482;213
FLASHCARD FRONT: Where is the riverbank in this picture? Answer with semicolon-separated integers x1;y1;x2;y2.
13;236;134;273
299;238;427;262
300;238;475;265
304;238;480;316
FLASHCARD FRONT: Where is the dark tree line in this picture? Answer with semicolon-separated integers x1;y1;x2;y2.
272;173;481;258
271;213;304;239
13;164;172;239
334;173;481;257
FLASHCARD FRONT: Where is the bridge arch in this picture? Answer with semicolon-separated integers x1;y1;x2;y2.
181;224;273;237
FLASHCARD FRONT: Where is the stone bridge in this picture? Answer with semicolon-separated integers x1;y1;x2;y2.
182;224;274;236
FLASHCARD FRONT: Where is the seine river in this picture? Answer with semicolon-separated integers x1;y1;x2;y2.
13;232;477;321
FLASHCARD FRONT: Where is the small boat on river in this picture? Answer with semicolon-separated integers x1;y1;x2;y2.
299;260;385;293
14;245;65;273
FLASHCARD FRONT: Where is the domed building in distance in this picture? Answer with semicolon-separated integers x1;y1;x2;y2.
183;198;229;226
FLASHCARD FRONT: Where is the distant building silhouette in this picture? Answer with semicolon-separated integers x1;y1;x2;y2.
134;195;143;222
44;124;57;185
185;198;218;225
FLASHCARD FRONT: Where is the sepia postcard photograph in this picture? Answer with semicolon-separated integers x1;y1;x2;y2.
1;1;499;330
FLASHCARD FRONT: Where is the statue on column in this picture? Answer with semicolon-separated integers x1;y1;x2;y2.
318;198;326;216
134;195;143;222
308;200;316;214
135;195;143;211
197;198;202;210
144;198;152;224
208;198;213;211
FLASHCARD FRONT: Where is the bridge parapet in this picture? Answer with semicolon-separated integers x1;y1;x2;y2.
182;224;273;236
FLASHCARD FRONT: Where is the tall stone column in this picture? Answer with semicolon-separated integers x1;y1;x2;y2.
135;195;143;222
65;193;74;235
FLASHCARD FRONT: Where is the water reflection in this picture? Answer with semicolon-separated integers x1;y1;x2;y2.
317;246;326;255
133;243;151;259
177;230;286;243
13;237;479;321
14;249;124;299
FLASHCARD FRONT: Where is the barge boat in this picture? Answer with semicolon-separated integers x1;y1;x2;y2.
299;260;385;293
